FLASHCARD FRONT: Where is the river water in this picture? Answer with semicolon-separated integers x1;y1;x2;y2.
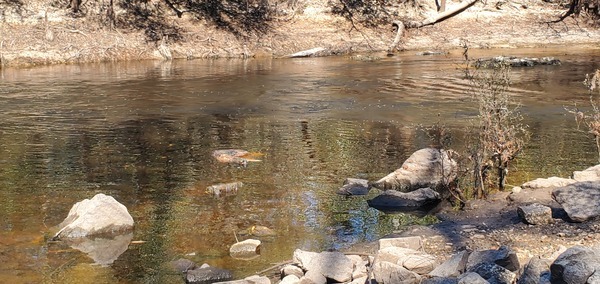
1;47;599;282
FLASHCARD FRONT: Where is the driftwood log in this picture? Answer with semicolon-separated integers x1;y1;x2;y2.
388;0;479;53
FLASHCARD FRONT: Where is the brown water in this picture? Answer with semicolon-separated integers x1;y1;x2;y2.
1;47;599;283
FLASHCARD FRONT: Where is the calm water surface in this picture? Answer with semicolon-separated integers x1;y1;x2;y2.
1;47;600;282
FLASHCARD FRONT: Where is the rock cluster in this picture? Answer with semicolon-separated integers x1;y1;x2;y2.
270;237;600;284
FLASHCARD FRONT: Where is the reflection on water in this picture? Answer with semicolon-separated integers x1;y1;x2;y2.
1;47;600;282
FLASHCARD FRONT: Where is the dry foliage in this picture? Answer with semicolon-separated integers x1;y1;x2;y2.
467;63;528;197
567;69;600;162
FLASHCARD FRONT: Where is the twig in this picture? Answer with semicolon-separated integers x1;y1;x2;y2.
255;259;293;275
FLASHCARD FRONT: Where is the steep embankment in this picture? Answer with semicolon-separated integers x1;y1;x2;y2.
0;0;597;67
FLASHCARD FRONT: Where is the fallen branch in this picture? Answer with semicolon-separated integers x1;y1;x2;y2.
388;0;478;52
408;0;479;28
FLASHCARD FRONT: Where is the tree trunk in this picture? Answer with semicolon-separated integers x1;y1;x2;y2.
498;165;507;191
70;0;81;13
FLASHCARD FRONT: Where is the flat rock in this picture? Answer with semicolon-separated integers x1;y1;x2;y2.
552;181;600;222
230;239;261;259
458;272;489;284
293;250;352;282
521;177;576;189
186;266;233;284
379;236;423;251
429;251;469;278
216;275;271;284
373;260;421;284
572;164;600;181
367;187;441;212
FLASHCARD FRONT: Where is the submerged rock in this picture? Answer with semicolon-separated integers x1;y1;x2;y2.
474;56;560;68
206;182;243;197
212;149;262;166
230;239;261;259
337;178;370;196
370;148;457;193
54;193;134;239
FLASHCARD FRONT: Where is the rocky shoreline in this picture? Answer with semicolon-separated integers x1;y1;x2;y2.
165;161;600;284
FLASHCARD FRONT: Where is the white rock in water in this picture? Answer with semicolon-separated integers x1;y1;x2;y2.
54;193;134;239
230;239;261;259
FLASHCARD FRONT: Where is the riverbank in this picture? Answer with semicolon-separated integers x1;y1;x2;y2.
1;0;599;68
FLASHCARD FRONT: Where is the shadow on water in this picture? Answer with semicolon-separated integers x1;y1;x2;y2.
0;48;600;282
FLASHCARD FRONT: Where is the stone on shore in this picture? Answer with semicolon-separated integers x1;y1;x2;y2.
517;203;554;225
293;250;353;282
552;181;600;222
550;246;600;284
54;193;134;239
373;260;421;284
466;246;520;272
429;251;470;278
572;164;600;181
521;177;576;189
469;262;516;284
517;256;551;284
379;236;423;251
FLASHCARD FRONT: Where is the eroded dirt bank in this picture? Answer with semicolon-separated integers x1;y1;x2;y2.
1;0;599;68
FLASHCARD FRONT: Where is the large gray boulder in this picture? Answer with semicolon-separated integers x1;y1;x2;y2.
367;187;441;212
370;148;457;192
54;193;134;239
552;181;600;222
550;246;600;284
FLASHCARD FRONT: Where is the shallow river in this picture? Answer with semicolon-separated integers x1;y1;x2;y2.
1;47;599;282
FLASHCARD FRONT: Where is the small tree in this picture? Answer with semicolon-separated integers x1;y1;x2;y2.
467;63;528;195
